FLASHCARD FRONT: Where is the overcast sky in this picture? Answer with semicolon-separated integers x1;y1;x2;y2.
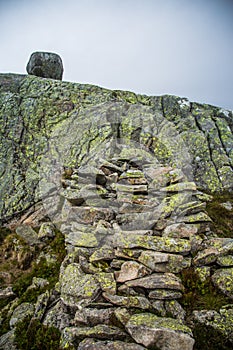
0;0;233;110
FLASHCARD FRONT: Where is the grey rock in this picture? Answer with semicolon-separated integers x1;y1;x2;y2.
10;302;34;328
60;263;101;307
26;51;63;80
148;289;183;300
77;338;146;349
0;330;17;350
115;261;150;282
15;225;41;246
124;273;184;291
74;307;116;326
38;222;56;240
103;292;151;310
0;287;15;300
211;267;233;299
43;300;71;330
126;313;194;350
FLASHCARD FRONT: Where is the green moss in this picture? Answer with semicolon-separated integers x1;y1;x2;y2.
180;267;231;314
206;192;233;238
193;323;233;350
14;316;62;350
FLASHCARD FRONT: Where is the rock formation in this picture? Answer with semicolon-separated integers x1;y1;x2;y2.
0;69;233;349
26;52;63;80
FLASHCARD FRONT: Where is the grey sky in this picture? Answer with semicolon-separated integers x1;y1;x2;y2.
1;0;233;110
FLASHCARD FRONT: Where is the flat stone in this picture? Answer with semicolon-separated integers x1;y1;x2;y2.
126;313;194;350
60;263;101;307
193;248;219;266
124;273;184;291
113;233;191;254
65;231;98;248
103;292;151;310
77;338;146;349
148;290;183;300
113;183;148;193
74;308;116;326
160;182;197;192
115;261;150;282
138;251;191;273
89;246;115;262
211;268;233;299
68;206;115;224
61;325;129;345
163;223;198;238
178;212;212;223
116;211;160;230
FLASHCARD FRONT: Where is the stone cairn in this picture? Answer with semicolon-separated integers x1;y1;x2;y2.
50;153;218;350
1;154;233;350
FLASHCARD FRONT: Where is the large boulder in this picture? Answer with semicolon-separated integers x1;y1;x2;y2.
26;52;63;80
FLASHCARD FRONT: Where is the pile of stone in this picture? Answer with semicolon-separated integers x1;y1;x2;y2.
1;155;233;350
50;155;224;349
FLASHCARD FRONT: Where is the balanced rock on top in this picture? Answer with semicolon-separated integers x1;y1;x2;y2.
26;51;63;80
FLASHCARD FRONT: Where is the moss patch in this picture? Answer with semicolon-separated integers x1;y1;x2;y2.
206;192;233;238
180;267;231;314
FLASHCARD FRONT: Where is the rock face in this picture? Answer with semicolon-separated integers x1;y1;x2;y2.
26;52;63;80
0;69;233;349
0;72;233;223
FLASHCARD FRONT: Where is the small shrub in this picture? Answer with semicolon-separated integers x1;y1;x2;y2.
14;316;61;350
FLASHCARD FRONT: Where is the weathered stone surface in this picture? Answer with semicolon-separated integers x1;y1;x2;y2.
217;255;233;267
61;325;129;346
74;307;116;326
0;287;15;300
192;307;233;344
67;207;115;225
60;263;101;307
160;182;197;192
26;51;63;80
193;247;219;266
138;251;191;273
103;292;151;310
96;272;116;294
163;223;198;238
148;289;183;300
126;313;194;349
15;225;41;245
115;261;150;282
0;330;17;350
113;233;191;254
65;231;98;248
211;268;233;299
38;222;56;240
77;338;146;349
43;300;72;330
124;273;184;291
0;73;233;223
9;302;34;328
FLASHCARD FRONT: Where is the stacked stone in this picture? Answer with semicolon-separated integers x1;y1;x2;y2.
56;157;213;349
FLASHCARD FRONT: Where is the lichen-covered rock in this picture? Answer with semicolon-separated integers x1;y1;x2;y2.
124;273;184;291
192;307;233;344
60;263;101;307
138;251;191;273
125;313;194;349
115;261;150;282
9;302;34;328
77;338;146;349
61;325;130;347
26;51;63;80
211;268;233;299
103;292;151;310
